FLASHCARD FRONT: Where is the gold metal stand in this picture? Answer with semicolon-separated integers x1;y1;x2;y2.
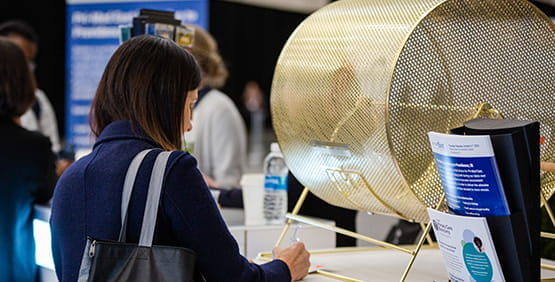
541;194;555;232
268;187;445;281
541;264;555;271
541;191;555;270
420;222;436;246
274;187;310;248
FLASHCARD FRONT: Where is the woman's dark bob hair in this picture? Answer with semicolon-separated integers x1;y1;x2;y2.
91;35;201;150
0;38;36;118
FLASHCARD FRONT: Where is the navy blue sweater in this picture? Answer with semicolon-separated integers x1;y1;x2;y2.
50;121;290;281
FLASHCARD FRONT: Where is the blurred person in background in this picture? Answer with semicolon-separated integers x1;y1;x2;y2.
0;20;61;154
242;80;267;169
183;25;248;190
0;37;56;282
0;20;73;176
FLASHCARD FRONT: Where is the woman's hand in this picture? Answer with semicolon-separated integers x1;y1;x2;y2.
272;242;310;281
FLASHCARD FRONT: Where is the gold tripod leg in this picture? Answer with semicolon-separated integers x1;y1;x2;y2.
540;193;555;270
541;232;555;240
274;187;310;248
400;194;445;281
541;194;555;227
420;222;435;246
287;214;413;254
400;219;433;281
314;270;364;282
541;263;555;271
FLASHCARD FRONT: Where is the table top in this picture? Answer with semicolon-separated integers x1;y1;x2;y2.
259;246;555;282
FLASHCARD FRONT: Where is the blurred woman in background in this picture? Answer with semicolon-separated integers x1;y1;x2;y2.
0;37;56;281
183;25;248;189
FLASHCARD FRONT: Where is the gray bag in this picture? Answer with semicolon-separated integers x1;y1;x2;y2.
78;150;198;282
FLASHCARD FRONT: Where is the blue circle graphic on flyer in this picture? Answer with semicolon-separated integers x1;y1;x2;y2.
461;229;493;281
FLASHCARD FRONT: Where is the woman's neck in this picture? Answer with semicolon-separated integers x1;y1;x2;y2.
13;117;21;126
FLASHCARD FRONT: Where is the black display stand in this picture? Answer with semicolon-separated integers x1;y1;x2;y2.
451;118;540;282
131;9;181;37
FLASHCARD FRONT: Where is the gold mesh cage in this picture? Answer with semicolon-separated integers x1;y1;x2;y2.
271;0;555;223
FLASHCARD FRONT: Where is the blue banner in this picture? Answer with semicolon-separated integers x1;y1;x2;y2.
66;0;208;150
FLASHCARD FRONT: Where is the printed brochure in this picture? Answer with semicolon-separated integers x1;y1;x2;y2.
428;132;510;217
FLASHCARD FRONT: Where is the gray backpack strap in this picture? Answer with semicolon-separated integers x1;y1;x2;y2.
138;151;172;247
118;149;153;242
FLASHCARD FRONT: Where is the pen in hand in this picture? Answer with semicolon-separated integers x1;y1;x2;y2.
290;224;301;245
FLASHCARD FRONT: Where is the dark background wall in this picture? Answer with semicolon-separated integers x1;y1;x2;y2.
209;1;307;127
0;0;552;141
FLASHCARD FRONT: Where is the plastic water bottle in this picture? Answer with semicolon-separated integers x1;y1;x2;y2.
263;142;289;225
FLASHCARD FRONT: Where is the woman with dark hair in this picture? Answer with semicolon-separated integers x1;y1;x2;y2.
0;38;56;281
50;35;309;281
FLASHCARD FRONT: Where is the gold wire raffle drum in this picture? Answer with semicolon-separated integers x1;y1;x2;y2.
270;0;555;223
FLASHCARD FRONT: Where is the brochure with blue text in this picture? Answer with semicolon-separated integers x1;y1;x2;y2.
428;132;510;217
428;208;505;282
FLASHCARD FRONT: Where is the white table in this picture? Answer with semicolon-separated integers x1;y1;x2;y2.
258;246;555;282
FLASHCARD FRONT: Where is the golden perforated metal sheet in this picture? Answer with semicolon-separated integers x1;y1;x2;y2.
271;0;555;223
